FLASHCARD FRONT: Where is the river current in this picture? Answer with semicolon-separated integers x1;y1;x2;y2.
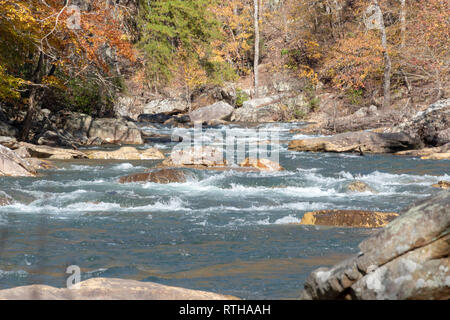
0;122;448;299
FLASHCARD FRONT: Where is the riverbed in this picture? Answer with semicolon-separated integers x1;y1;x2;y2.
0;122;448;299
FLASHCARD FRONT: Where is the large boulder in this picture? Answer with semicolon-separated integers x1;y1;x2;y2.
289;131;419;154
119;169;187;184
0;145;37;176
231;95;285;122
393;98;450;147
88;118;143;145
0;277;239;300
162;146;226;168
143;98;188;114
84;146;164;160
299;210;398;228
189;101;234;123
300;191;450;300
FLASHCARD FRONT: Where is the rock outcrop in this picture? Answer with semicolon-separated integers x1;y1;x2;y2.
239;158;284;171
84;146;164;160
289;131;419;154
300;191;449;300
53;112;144;145
0;277;239;300
119;169;187;184
189;101;234;123
0;145;37;176
299;210;398;228
392;98;450;147
87;118;143;145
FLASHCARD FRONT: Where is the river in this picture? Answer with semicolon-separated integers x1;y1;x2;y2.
0;122;448;299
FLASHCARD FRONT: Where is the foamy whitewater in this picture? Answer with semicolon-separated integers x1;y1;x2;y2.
0;122;448;299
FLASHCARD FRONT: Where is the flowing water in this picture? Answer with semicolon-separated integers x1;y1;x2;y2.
0;122;448;299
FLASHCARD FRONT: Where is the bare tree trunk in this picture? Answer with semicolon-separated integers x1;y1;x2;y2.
373;0;391;110
400;0;406;49
253;0;260;98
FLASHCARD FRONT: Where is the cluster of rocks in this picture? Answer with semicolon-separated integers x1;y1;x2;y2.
300;192;449;300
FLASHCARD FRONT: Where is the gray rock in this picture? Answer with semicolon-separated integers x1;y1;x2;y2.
88;118;143;145
300;191;450;300
289;131;420;154
394;99;450;147
189;101;234;123
143;99;187;115
0;277;239;300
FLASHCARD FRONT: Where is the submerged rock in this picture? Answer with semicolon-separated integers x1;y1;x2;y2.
85;146;164;160
300;191;450;300
346;181;375;193
299;210;398;228
0;277;239;300
0;192;13;206
119;169;187;184
289;131;419;154
432;181;450;189
239;158;284;171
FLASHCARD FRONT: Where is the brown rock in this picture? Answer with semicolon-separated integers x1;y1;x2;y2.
87;118;144;145
85;146;164;160
299;210;399;228
432;181;450;189
0;193;13;206
239;158;284;171
347;181;375;193
119;169;187;184
0;277;239;300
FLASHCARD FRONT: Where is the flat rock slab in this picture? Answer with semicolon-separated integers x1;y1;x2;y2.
0;277;239;300
119;169;187;184
289;131;419;154
300;210;398;228
85;147;164;160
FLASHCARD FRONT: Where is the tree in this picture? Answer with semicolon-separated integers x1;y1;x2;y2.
253;0;260;98
372;0;391;109
0;0;134;140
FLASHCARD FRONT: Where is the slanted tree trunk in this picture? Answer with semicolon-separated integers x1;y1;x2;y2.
400;0;406;49
253;0;260;98
373;0;391;110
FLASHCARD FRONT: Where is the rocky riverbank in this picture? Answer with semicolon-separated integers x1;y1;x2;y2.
300;192;449;300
